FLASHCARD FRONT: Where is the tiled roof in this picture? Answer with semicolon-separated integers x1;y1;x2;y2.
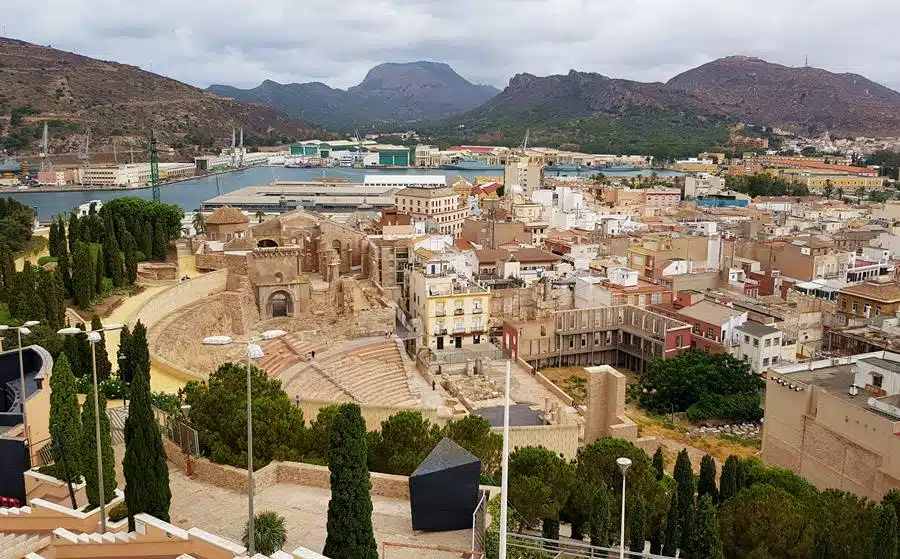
840;281;900;303
677;300;745;326
205;206;249;225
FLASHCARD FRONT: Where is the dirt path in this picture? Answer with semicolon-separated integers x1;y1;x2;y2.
13;228;50;271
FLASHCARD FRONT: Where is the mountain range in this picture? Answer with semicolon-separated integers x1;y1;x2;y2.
208;61;500;130
0;37;322;156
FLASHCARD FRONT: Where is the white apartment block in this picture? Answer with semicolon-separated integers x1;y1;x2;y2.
734;321;784;374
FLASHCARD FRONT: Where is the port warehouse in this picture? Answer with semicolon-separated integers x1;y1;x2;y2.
290;140;411;166
200;175;449;213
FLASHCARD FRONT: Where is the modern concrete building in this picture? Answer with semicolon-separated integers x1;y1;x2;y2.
734;320;784;374
573;269;673;309
763;351;900;500
395;185;467;236
502;305;692;373
837;280;900;326
202;182;399;214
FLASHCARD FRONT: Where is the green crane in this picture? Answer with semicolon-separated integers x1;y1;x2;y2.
149;130;160;201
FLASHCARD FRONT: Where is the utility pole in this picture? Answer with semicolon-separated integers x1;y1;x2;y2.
149;130;160;201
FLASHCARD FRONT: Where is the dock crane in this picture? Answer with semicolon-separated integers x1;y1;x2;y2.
149;130;160;201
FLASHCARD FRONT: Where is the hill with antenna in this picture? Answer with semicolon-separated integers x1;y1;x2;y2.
0;37;324;156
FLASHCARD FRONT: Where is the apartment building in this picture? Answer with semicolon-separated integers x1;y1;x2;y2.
837;280;900;326
627;234;720;281
366;236;412;301
395;185;467;236
408;268;490;351
504;160;543;197
733;320;784;374
651;292;748;353
573;268;673;309
683;173;726;198
502;306;692;374
763;352;900;500
644;189;682;208
732;238;850;282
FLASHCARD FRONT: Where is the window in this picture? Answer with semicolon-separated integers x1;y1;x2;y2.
675;336;682;347
743;355;749;363
763;357;770;366
764;339;771;347
744;335;750;343
569;337;574;349
852;301;858;313
873;373;884;388
772;356;779;364
581;334;587;348
753;338;759;347
707;328;715;340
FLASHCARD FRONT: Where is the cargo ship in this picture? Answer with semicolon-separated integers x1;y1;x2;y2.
440;158;504;171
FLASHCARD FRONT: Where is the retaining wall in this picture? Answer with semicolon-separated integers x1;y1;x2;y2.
131;269;229;329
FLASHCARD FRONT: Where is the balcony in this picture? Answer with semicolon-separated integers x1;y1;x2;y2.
472;307;483;314
454;326;466;334
454;308;465;316
435;310;446;317
435;328;448;335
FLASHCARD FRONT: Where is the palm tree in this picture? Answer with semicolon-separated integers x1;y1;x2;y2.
192;212;206;235
255;210;266;223
837;187;845;201
855;187;866;201
243;511;287;556
823;179;833;199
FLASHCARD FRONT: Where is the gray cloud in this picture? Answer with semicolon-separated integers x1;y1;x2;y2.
3;0;900;93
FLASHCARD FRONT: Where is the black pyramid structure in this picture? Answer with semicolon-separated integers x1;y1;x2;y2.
409;437;482;531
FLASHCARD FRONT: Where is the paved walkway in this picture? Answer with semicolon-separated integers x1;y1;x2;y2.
112;445;470;558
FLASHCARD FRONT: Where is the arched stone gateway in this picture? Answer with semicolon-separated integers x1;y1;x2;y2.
257;238;279;248
267;290;293;318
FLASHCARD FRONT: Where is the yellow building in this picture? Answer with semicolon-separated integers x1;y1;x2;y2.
780;171;885;189
671;158;718;173
408;266;490;352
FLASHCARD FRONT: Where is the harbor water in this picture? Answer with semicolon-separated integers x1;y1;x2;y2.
3;166;683;221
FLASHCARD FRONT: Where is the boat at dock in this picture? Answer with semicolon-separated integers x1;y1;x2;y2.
440;158;504;171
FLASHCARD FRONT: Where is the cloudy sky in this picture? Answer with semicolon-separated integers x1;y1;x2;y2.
4;0;900;91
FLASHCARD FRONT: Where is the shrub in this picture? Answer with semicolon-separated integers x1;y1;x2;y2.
243;511;287;556
108;501;128;522
134;250;147;262
37;255;59;266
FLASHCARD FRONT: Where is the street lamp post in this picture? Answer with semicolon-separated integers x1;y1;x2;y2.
617;457;632;559
499;359;511;559
58;322;124;534
202;329;285;556
0;320;40;465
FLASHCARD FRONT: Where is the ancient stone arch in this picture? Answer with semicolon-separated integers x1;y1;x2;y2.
267;290;293;318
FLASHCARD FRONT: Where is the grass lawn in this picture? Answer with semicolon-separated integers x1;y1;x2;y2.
0;303;9;324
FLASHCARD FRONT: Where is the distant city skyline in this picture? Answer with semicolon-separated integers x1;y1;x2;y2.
3;0;900;92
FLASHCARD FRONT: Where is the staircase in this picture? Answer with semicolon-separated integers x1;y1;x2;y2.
0;530;51;559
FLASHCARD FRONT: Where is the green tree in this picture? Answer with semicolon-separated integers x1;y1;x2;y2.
719;455;740;501
692;494;724;559
49;221;60;257
129;321;150;382
117;325;134;383
856;186;866;200
837;186;845;200
509;446;572;537
673;449;694;534
192;212;206;235
0;244;15;302
152;216;168;261
305;405;340;464
67;213;80;255
141;220;153;259
181;362;305;468
48;353;82;482
123;364;171;529
662;490;680;557
80;383;117;507
443;415;502;480
652;447;665;481
90;315;113;381
103;221;123;287
588;484;612;547
72;242;92;308
243;511;287;556
323;404;378;559
369;411;441;475
883;489;900;528
121;230;138;285
719;484;812;559
94;245;104;296
874;505;899;559
629;499;648;552
255;210;265;224
697;454;717;504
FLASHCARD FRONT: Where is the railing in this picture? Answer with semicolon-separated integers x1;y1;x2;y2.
472;308;483;314
454;308;465;316
472;490;488;553
435;310;446;317
454;326;466;334
435;329;448;335
502;532;677;559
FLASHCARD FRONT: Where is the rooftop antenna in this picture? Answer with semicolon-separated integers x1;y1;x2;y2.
804;55;808;67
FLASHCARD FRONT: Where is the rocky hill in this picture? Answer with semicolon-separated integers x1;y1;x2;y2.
208;61;499;130
426;70;732;158
667;56;900;137
0;37;322;155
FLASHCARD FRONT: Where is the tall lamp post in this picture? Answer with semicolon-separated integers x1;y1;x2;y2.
180;404;193;478
617;457;632;559
202;329;286;556
0;320;40;465
58;322;124;534
498;360;511;559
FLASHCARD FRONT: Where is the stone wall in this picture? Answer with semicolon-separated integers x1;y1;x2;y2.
195;251;249;275
494;423;580;459
132;269;228;329
162;438;411;500
297;399;442;432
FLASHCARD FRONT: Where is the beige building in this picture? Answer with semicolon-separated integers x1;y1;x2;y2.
763;352;900;500
408;268;490;351
395;186;467;236
504;160;543;197
204;206;249;242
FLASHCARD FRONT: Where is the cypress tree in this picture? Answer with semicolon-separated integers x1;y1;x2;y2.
58;253;72;297
90;315;113;381
719;455;740;502
129;321;150;381
662;491;679;557
323;404;378;559
152;216;168;261
588;485;612;547
681;501;696;559
73;242;92;308
118;325;133;383
697;454;717;504
673;449;694;531
68;213;80;255
80;383;117;507
123;364;171;529
141;220;153;260
48;353;82;481
690;495;723;559
122;231;138;285
49;222;59;257
628;499;647;553
37;269;64;330
0;244;14;301
103;221;123;287
652;446;665;481
94;245;104;295
874;505;899;559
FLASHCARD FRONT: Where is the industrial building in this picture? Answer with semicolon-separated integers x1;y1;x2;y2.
80;162;195;187
201;182;398;213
